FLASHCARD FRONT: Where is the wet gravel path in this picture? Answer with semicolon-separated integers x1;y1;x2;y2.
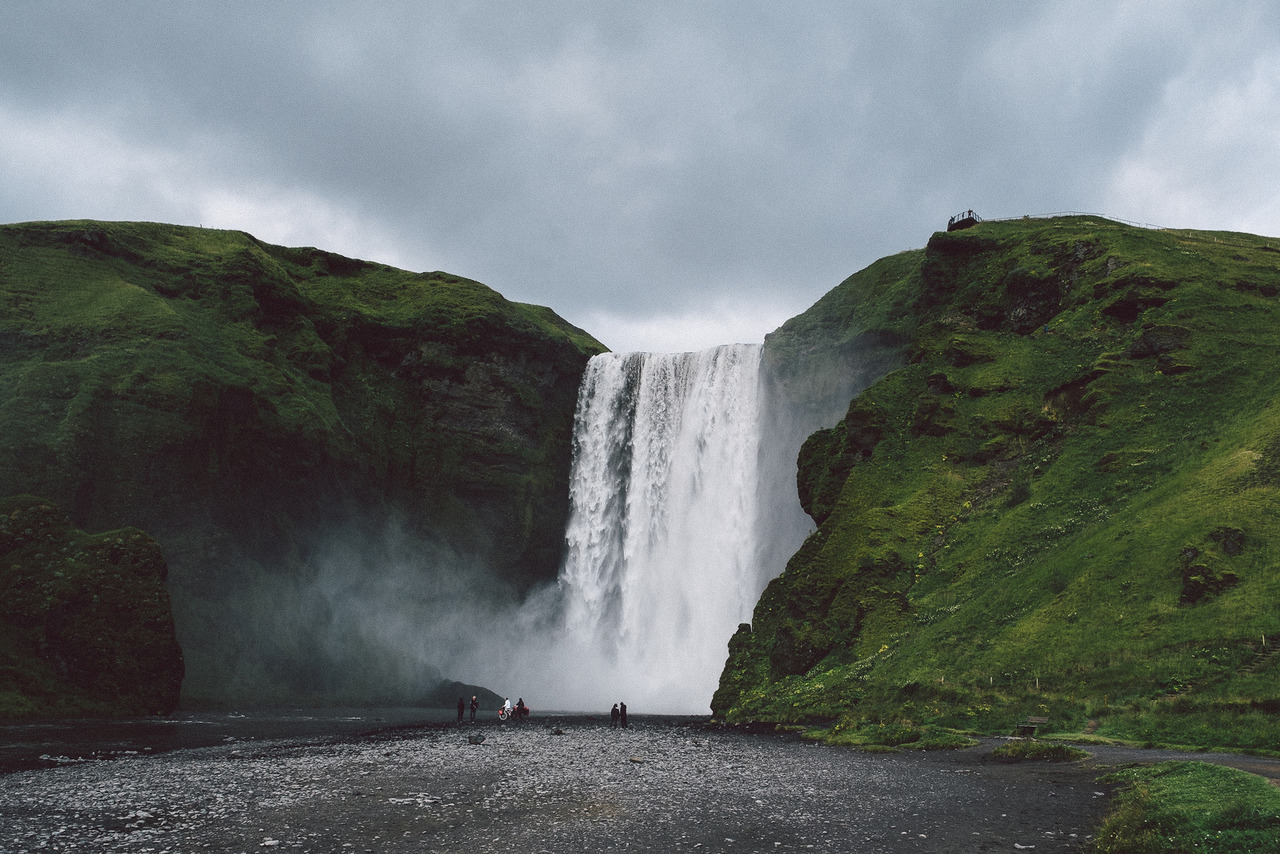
0;716;1135;853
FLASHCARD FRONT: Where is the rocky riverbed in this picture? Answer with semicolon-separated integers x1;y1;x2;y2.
1;715;1129;853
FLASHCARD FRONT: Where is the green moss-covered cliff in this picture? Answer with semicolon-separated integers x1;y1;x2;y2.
0;220;605;706
716;215;1280;750
0;495;183;718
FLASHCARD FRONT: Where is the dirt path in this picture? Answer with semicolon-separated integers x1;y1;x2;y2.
1065;740;1280;783
0;716;1249;853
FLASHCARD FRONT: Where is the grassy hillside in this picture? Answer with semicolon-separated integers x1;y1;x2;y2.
0;220;605;706
715;215;1280;750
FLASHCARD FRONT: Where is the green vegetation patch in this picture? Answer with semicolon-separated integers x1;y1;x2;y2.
1094;761;1280;853
986;740;1088;763
802;713;978;751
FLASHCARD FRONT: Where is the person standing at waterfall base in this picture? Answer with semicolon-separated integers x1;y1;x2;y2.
619;702;628;728
469;695;478;722
610;703;620;727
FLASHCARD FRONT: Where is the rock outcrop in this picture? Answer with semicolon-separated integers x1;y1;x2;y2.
0;495;183;718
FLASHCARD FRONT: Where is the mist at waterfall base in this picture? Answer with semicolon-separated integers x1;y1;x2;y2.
226;343;830;714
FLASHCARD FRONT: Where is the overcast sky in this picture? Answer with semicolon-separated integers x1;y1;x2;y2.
4;2;1279;353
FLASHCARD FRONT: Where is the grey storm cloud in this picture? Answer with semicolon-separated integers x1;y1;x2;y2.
3;1;1280;351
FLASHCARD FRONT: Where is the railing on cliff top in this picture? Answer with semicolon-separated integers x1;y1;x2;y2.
947;210;982;230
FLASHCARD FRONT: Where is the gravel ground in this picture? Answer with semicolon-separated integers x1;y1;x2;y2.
0;716;1145;853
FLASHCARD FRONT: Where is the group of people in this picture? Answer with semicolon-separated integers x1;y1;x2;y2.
456;696;630;727
502;697;530;721
454;695;530;722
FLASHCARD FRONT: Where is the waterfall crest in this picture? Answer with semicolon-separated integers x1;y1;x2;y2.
554;344;770;710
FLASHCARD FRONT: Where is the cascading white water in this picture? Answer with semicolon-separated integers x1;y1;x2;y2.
450;340;821;713
554;343;771;711
280;328;864;713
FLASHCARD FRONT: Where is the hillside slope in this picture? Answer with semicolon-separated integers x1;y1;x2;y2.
715;215;1280;749
0;220;605;705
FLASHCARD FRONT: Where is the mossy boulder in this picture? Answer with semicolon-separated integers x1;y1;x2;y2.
0;495;183;718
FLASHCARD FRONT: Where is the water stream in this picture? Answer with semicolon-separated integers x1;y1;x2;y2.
513;344;781;712
450;342;821;713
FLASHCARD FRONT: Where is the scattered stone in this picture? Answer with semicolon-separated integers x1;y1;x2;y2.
0;721;1119;852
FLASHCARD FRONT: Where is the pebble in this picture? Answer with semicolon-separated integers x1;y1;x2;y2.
0;719;1110;852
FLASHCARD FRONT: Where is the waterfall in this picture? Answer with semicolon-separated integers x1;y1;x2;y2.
273;330;865;714
451;340;819;714
553;344;774;711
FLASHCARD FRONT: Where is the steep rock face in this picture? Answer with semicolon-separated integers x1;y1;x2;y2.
715;217;1280;748
759;249;921;445
0;221;605;704
0;495;183;718
742;251;922;589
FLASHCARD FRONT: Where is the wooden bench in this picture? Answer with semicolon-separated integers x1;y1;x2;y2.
1015;716;1049;737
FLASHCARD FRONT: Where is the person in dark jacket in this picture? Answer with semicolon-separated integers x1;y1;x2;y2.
619;702;628;728
610;703;620;727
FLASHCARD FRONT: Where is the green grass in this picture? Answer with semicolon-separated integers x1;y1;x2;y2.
716;216;1280;753
802;716;978;751
986;740;1088;762
1095;761;1280;853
